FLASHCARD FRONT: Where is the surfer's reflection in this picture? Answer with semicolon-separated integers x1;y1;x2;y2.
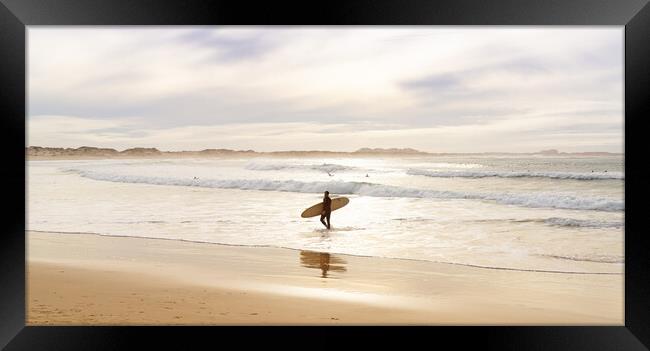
299;251;347;278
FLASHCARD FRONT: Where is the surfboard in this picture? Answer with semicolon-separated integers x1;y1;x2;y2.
301;197;350;218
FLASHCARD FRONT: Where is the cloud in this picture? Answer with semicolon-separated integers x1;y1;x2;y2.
402;73;464;93
27;27;623;152
174;29;281;63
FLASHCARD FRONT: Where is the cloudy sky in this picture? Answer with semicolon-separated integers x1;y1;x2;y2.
28;27;623;153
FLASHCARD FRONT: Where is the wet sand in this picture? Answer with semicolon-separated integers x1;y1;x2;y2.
27;231;623;325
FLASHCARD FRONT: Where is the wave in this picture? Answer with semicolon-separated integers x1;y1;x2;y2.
542;217;623;228
421;162;484;169
407;168;624;180
407;217;624;229
538;254;624;264
66;168;624;212
511;217;624;228
245;162;355;173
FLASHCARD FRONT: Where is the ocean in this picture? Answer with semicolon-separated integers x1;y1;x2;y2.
27;154;624;274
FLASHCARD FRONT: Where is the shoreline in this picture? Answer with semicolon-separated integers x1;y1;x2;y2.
27;231;624;325
28;230;621;275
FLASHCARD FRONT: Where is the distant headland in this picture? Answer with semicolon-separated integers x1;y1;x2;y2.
26;146;621;159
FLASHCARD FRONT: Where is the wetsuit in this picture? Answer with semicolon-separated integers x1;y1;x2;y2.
320;196;332;229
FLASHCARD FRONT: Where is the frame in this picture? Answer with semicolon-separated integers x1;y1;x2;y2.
2;0;649;349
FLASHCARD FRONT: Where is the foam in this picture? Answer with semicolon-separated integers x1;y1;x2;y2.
539;253;624;264
245;162;355;173
412;162;484;169
543;217;624;228
407;168;624;180
412;217;623;229
67;168;624;212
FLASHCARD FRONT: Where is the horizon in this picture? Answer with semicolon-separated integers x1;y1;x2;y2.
26;144;622;154
28;27;623;153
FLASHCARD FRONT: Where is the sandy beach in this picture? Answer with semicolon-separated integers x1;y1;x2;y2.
26;27;625;327
27;231;623;325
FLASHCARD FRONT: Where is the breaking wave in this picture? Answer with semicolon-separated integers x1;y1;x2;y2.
245;162;356;173
66;168;624;212
413;162;484;169
407;168;624;180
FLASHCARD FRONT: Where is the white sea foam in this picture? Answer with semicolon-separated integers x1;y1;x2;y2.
473;217;623;229
543;217;624;228
407;168;624;180
245;162;355;173
66;168;624;212
538;253;624;264
416;162;484;169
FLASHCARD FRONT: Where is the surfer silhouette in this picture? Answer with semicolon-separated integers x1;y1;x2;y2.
320;191;332;229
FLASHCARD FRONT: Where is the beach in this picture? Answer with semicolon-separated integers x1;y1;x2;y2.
25;27;624;327
27;231;623;325
27;154;624;325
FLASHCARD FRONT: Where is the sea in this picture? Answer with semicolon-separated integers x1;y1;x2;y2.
27;154;624;274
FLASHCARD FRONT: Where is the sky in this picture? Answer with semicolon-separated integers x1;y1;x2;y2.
28;27;623;153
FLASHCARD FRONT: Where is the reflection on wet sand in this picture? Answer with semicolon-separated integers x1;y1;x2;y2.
300;251;347;278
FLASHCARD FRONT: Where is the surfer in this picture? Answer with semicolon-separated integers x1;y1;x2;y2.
320;191;332;229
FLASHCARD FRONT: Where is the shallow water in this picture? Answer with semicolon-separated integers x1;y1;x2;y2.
27;155;624;273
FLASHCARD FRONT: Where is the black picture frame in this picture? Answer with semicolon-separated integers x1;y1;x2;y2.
2;0;649;349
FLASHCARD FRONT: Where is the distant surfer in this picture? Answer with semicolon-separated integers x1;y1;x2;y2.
320;191;332;229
